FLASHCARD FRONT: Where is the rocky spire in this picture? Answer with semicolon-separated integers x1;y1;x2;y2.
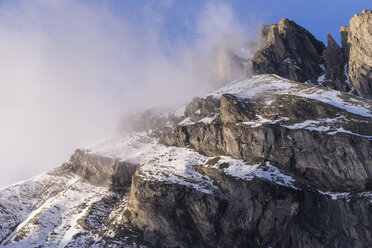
322;34;350;92
247;18;325;83
340;9;372;99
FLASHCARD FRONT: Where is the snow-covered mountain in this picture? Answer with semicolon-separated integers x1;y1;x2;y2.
1;10;372;248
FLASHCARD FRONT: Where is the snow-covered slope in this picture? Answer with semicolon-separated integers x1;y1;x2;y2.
1;74;372;248
0;166;145;247
174;74;372;139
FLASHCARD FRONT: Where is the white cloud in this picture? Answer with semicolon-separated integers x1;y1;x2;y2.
0;0;258;187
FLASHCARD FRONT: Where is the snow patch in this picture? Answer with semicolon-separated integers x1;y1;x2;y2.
213;159;299;190
242;115;289;127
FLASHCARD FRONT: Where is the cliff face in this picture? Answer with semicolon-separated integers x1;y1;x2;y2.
341;10;372;99
1;10;372;248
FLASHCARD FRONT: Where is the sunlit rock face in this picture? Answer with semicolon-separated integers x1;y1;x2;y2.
341;10;372;99
247;10;372;98
247;18;325;83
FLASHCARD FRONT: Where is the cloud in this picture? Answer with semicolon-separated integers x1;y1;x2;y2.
0;0;258;187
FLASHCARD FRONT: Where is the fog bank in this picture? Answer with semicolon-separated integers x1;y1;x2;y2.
0;0;259;187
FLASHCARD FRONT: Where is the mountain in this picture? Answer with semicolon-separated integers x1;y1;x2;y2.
1;10;372;248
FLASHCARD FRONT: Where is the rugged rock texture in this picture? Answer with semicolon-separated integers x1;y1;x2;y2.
164;104;372;192
247;18;325;83
341;10;372;99
68;149;139;191
248;10;372;96
322;34;350;92
163;75;372;192
127;166;372;248
2;10;372;248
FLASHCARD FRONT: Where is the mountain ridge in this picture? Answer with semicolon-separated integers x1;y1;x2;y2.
1;9;372;248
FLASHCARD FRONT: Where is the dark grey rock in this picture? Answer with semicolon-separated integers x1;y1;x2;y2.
248;18;325;83
322;34;350;91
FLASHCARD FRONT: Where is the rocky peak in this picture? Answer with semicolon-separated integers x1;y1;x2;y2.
248;11;372;97
341;9;372;99
321;34;350;92
248;18;325;83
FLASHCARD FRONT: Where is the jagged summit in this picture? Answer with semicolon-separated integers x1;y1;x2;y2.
248;18;325;83
248;9;372;99
1;10;372;248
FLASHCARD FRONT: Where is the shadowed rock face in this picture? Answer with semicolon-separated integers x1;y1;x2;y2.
247;18;325;83
126;167;372;248
341;10;372;99
68;149;139;192
322;34;350;92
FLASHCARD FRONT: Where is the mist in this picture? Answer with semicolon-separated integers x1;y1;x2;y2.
0;0;259;187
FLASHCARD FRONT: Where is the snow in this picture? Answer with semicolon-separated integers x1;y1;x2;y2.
88;132;218;194
1;73;372;246
0;172;115;247
2;128;372;246
344;64;354;93
198;115;217;124
207;75;293;100
178;117;195;126
213;159;299;190
327;127;372;139
283;57;301;70
174;105;186;117
317;190;350;200
283;117;341;132
242;115;289;127
0;168;145;247
206;75;372;118
282;116;372;139
317;190;372;202
88;133;300;192
295;88;372;117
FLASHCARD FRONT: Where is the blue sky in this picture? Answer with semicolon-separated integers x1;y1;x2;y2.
88;0;371;45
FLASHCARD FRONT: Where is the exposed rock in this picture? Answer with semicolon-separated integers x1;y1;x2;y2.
162;76;372;191
322;34;350;91
340;26;350;60
126;166;372;248
2;10;372;248
68;149;139;191
248;18;325;83
220;94;255;123
340;9;372;99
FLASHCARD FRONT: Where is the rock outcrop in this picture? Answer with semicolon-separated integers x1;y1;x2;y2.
248;10;372;97
68;149;139;191
341;10;372;99
322;34;350;92
127;166;372;248
247;18;325;83
163;76;372;192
